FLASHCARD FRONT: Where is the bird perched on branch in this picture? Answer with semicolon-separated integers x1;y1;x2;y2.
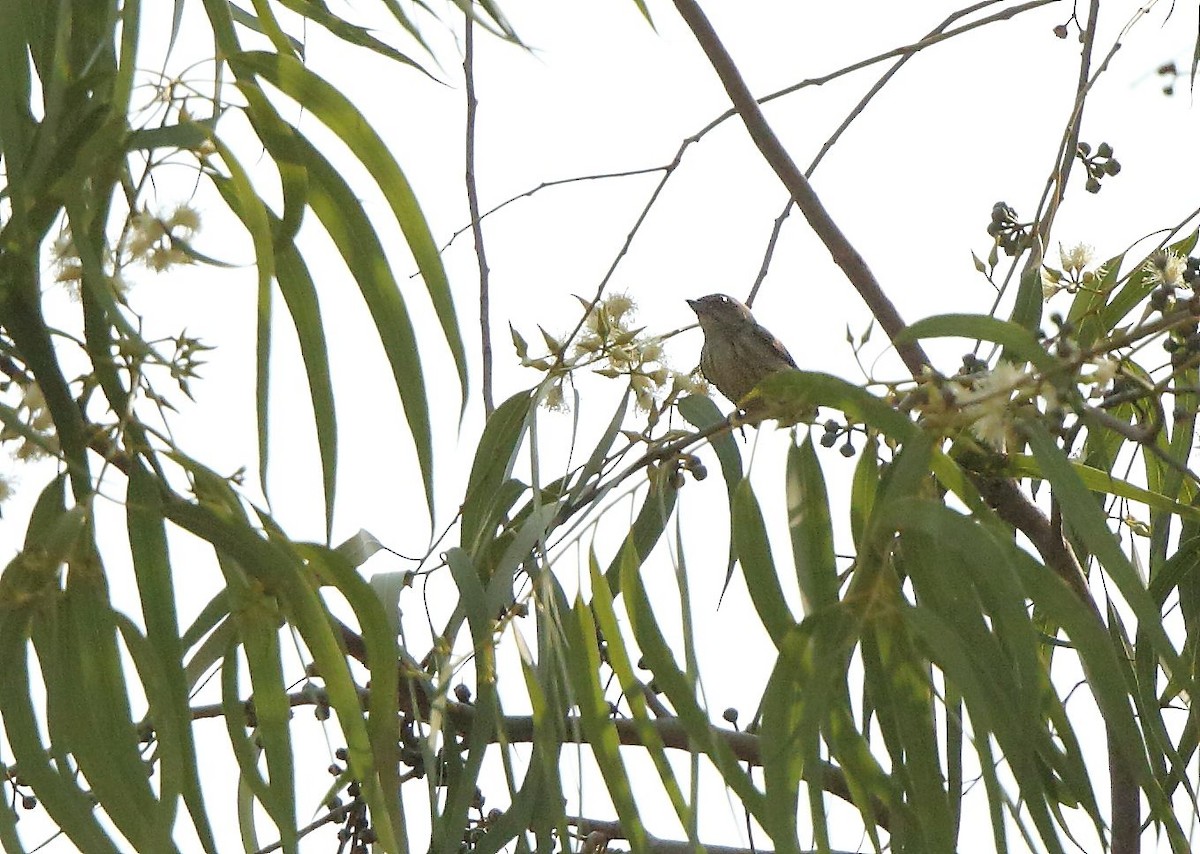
687;293;797;409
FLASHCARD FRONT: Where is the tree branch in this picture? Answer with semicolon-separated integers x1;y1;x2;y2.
567;814;867;854
464;15;495;417
670;0;928;378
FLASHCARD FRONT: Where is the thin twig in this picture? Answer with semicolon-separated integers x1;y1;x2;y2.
464;15;495;417
756;0;1058;108
251;800;361;854
437;166;666;255
566;815;867;854
436;1;1057;317
750;2;1012;304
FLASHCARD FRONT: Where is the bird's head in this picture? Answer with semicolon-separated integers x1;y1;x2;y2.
686;293;754;333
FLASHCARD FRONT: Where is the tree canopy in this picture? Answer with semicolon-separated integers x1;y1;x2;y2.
2;2;1200;853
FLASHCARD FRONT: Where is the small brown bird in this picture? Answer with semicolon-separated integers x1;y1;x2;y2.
687;293;797;407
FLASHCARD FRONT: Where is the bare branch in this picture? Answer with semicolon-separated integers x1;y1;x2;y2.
567;815;869;853
465;16;495;417
190;671;891;833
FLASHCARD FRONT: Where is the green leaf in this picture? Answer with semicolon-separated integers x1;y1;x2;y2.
232;51;468;412
731;478;796;646
1025;423;1181;675
272;0;431;72
237;592;296;850
766;611;870;846
439;548;501;854
786;436;838;613
164;494;391;850
1006;453;1200;524
292;134;436;515
221;644;275;833
622;548;767;821
227;1;303;54
679;393;743;596
901;604;1064;853
56;539;175;852
1007;263;1045;338
125;119;217;152
885;499;1094;847
756;371;918;444
861;620;954;852
1065;252;1121;349
273;239;338;542
1;661;122;853
207;143;276;505
462;391;532;555
127;460;217;851
588;551;692;827
850;432;880;547
562;598;649;849
1012;542;1189;850
896;313;1056;374
299;545;406;852
565;388;632;509
602;479;677;595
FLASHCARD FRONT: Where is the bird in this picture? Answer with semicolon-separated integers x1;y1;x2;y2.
687;293;797;408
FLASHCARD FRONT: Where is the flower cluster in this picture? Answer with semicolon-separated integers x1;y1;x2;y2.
932;351;1121;451
49;230;131;300
516;293;702;413
1041;242;1106;300
49;201;202;300
124;204;201;272
0;382;59;461
948;360;1034;449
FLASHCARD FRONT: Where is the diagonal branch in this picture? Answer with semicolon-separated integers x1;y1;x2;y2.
464;15;495;417
670;0;928;378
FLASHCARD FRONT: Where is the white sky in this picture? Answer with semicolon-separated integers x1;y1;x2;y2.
4;0;1200;851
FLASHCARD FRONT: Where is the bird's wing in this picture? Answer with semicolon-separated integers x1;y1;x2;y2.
754;324;798;369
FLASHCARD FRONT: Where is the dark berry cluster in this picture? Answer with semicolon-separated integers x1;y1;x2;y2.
986;202;1030;257
1163;320;1200;369
1147;253;1200;323
329;778;375;853
1157;61;1180;97
819;418;857;457
663;452;707;489
1076;142;1121;194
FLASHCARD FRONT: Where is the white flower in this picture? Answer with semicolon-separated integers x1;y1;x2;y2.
1059;242;1094;274
603;293;636;323
1144;250;1186;289
970;410;1009;449
1038;380;1061;413
1041;266;1063;300
1089;357;1119;387
960;361;1029;403
957;361;1030;449
166;204;201;234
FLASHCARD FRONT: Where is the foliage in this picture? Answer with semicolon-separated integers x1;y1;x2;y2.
2;2;1200;854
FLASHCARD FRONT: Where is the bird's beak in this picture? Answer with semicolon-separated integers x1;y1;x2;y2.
686;298;700;313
